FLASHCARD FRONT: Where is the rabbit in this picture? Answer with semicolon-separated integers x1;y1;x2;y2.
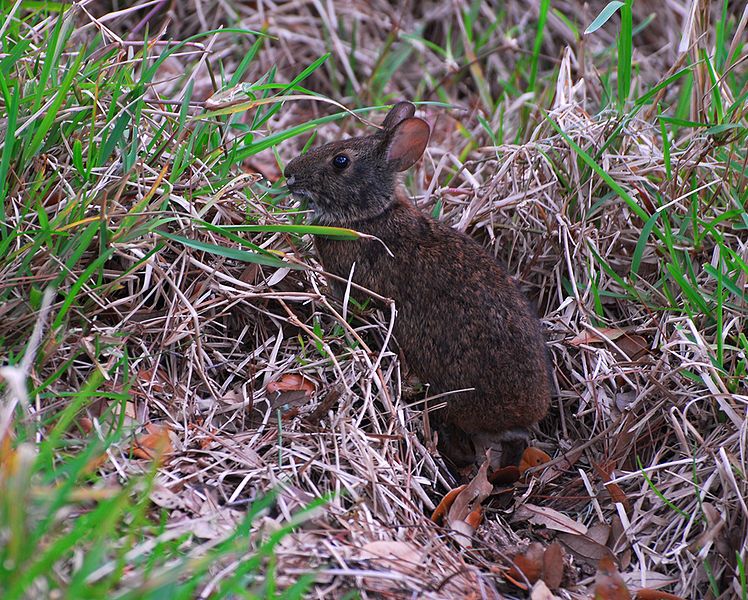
283;101;550;470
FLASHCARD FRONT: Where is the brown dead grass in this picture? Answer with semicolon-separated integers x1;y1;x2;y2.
3;0;747;598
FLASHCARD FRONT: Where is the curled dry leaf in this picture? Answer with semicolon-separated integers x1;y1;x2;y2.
431;484;466;524
594;555;631;600
446;461;492;548
266;374;316;396
519;447;552;476
447;460;492;525
465;505;483;529
488;464;520;485
130;423;173;461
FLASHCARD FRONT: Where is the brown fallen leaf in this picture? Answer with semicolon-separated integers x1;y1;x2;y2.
505;542;545;589
360;540;423;565
542;542;565;589
266;373;316;396
614;334;649;360
520;447;552;476
79;417;93;434
488;464;520;485
130;423;173;461
594;555;631;600
558;531;615;564
447;460;492;548
593;461;632;514
447;460;492;525
568;328;648;360
431;484;466;524
515;504;588;535
465;505;483;529
136;367;171;394
569;327;627;346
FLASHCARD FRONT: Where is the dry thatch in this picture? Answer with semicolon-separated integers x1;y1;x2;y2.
2;0;747;598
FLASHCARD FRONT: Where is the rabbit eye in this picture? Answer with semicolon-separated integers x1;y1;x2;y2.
332;154;350;169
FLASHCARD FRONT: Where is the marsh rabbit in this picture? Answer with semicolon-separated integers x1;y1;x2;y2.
284;102;550;469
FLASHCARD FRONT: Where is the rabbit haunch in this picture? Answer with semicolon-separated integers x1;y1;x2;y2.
284;102;550;468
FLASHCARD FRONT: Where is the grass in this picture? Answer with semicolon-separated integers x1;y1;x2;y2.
0;0;747;598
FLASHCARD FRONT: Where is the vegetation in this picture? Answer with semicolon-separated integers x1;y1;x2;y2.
0;0;746;597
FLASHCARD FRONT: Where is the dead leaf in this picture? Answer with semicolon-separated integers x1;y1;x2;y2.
431;484;466;524
538;444;584;485
465;505;483;529
446;461;492;548
266;374;316;396
620;571;679;591
136;367;171;394
488;464;520;485
568;328;648;360
360;540;423;564
543;542;565;589
569;327;627;346
593;462;632;514
594;556;631;600
615;334;649;360
130;423;173;461
515;504;588;535
267;374;316;414
558;531;615;564
587;523;612;545
447;461;492;524
520;447;552;475
506;542;545;588
360;540;424;576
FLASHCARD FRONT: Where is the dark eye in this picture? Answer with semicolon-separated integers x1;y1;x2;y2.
332;154;350;169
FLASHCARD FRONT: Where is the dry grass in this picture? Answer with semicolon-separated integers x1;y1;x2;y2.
1;0;747;598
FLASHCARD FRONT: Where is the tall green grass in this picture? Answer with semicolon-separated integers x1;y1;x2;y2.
0;5;336;596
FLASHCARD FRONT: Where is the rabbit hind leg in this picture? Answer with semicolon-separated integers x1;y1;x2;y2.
472;427;529;470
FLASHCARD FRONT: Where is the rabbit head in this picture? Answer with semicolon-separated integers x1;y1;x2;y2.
284;102;430;225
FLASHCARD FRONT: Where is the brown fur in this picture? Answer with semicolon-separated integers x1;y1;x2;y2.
284;102;550;467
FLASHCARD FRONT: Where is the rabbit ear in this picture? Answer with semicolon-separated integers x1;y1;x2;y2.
382;102;416;130
385;117;430;172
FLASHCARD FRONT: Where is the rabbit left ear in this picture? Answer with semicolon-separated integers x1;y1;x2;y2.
382;102;416;130
385;117;430;172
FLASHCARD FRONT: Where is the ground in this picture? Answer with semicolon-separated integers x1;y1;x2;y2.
0;1;746;598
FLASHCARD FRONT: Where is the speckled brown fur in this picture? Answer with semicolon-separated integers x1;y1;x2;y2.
284;102;550;467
